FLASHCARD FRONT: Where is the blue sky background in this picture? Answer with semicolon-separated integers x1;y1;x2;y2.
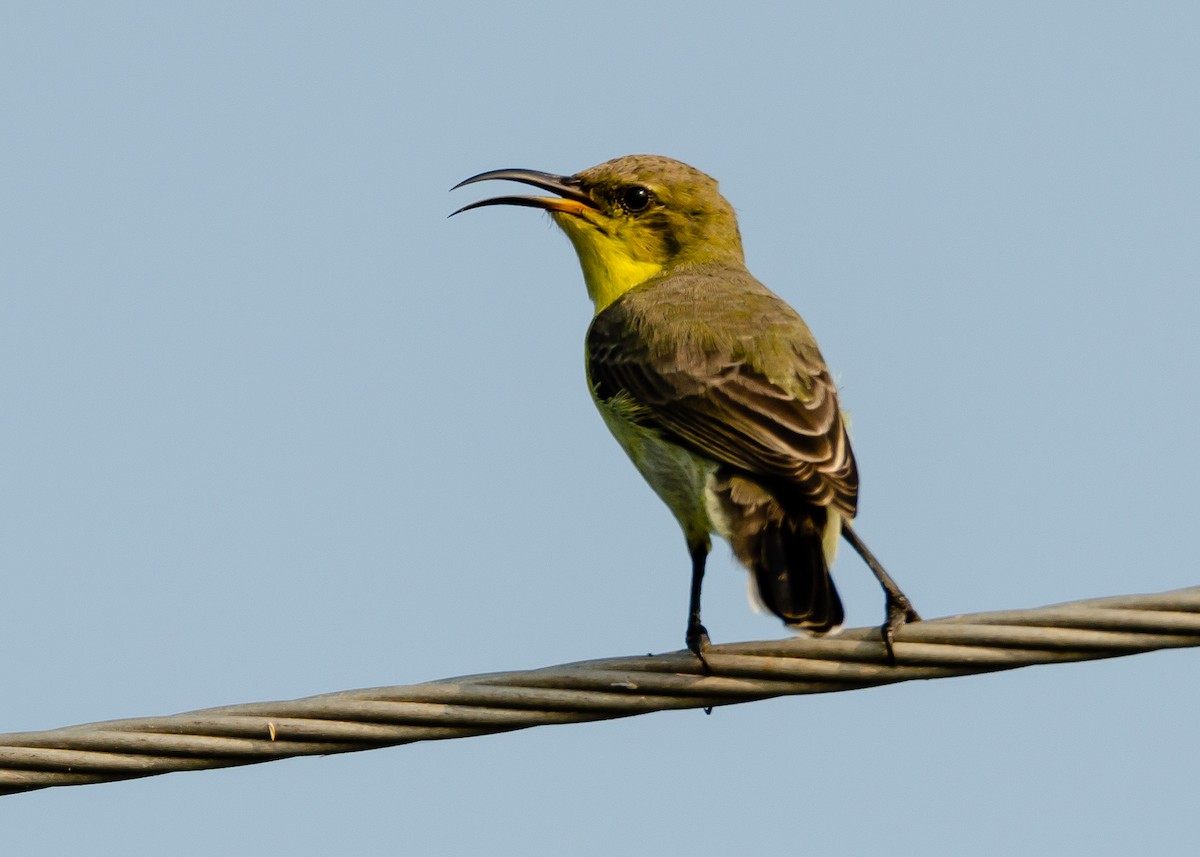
3;3;1198;854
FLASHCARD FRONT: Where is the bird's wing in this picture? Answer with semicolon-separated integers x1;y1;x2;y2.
587;286;858;516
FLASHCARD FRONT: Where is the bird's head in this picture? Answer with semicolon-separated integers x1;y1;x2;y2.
453;155;745;313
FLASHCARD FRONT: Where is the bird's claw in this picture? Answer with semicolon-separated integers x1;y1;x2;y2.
881;594;921;666
686;622;712;673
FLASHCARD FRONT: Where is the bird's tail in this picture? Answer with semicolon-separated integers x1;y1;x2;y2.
711;472;844;634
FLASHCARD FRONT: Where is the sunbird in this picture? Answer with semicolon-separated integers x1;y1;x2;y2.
452;155;918;664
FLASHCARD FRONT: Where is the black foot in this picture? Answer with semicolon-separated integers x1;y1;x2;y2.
686;621;712;673
881;593;921;666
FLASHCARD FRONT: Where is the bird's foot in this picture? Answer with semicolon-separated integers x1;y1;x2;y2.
881;594;921;666
686;621;712;674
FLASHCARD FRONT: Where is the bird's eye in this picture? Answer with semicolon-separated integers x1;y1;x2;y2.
619;185;653;214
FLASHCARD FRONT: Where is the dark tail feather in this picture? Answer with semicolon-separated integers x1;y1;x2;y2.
714;472;844;634
751;514;844;633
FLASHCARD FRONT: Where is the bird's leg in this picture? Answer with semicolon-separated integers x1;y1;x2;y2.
685;541;712;672
840;522;920;666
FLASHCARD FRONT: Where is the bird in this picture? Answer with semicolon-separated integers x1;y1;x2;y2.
451;154;919;665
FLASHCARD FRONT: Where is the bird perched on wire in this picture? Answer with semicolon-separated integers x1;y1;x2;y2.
452;154;919;665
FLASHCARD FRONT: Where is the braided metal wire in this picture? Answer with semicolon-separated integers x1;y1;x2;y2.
3;586;1197;796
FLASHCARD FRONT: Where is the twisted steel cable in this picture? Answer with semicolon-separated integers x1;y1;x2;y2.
3;586;1198;796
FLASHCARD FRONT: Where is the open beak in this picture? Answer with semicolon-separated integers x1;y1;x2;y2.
450;168;599;218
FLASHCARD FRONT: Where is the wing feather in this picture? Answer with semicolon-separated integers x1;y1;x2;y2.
587;271;859;516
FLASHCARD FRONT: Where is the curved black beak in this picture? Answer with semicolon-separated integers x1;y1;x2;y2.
449;168;598;217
